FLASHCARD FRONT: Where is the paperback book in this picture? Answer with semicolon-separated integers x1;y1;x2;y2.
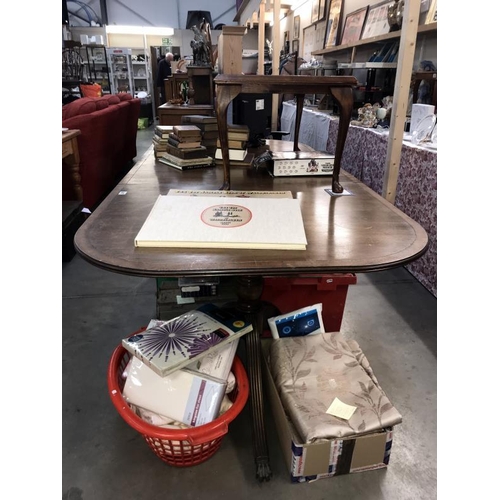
134;194;308;250
121;303;253;377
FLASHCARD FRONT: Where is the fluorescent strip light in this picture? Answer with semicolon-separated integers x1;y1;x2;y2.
105;25;174;36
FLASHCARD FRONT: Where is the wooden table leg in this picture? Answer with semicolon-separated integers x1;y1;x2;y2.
63;137;83;202
329;86;354;193
215;85;243;190
235;275;272;482
293;94;305;152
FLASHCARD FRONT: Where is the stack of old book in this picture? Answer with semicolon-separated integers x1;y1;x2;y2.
215;124;254;167
152;125;174;159
159;124;214;171
181;115;219;157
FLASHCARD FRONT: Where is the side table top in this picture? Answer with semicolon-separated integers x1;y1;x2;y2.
62;129;81;141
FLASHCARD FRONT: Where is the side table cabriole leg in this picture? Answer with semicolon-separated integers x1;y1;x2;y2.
215;84;243;190
329;86;354;193
293;94;305;152
235;276;272;482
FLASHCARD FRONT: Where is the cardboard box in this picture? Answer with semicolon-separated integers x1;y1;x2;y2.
262;340;394;483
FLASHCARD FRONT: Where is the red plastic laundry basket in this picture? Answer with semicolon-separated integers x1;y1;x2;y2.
107;329;249;467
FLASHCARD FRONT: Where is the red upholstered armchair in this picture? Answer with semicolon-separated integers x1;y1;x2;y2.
62;93;141;210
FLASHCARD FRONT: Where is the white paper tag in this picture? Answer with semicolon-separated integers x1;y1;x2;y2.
176;295;195;304
326;397;357;420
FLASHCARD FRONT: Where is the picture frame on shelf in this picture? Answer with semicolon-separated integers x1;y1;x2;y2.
292;39;299;54
323;0;344;49
284;30;290;54
318;0;327;22
293;16;300;40
425;0;437;24
311;0;320;24
340;6;369;45
360;0;392;40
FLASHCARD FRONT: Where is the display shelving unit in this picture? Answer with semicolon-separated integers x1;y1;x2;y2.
82;45;111;94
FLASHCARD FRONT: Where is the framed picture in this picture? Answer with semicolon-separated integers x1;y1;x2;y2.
293;16;300;40
340;6;368;45
323;0;344;49
284;30;290;54
292;39;299;54
361;0;392;40
425;0;437;24
318;0;327;22
311;0;320;24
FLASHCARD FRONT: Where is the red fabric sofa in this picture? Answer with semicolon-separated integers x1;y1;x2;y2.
62;93;141;210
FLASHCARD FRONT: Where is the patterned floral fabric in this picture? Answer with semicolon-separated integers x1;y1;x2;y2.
270;333;402;443
325;120;437;296
280;103;437;296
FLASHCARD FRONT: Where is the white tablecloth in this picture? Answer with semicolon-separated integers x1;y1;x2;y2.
280;101;332;151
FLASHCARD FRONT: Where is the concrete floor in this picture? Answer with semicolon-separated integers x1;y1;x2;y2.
62;125;437;499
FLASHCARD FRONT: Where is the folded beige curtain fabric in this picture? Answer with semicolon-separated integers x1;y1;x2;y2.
269;332;402;443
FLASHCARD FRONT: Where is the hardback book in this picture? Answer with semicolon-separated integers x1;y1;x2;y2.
170;132;201;142
152;136;168;147
154;125;174;138
121;303;253;377
180;115;218;125
227;124;250;141
172;124;203;138
201;130;220;139
199;124;219;132
123;355;227;426
202;139;218;147
160;151;213;167
168;136;202;149
215;152;255;167
153;136;168;144
159;158;215;171
165;143;209;160
215;148;248;161
216;139;247;149
134;194;308;250
167;189;294;199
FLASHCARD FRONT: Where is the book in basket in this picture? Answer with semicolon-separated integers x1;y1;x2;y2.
121;303;253;377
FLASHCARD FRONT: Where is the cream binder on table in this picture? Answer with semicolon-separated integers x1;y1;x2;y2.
134;195;308;250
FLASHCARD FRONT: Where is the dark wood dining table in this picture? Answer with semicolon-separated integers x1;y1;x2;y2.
74;140;428;482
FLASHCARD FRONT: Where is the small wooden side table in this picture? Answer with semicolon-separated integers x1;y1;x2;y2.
62;129;82;201
214;74;358;193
